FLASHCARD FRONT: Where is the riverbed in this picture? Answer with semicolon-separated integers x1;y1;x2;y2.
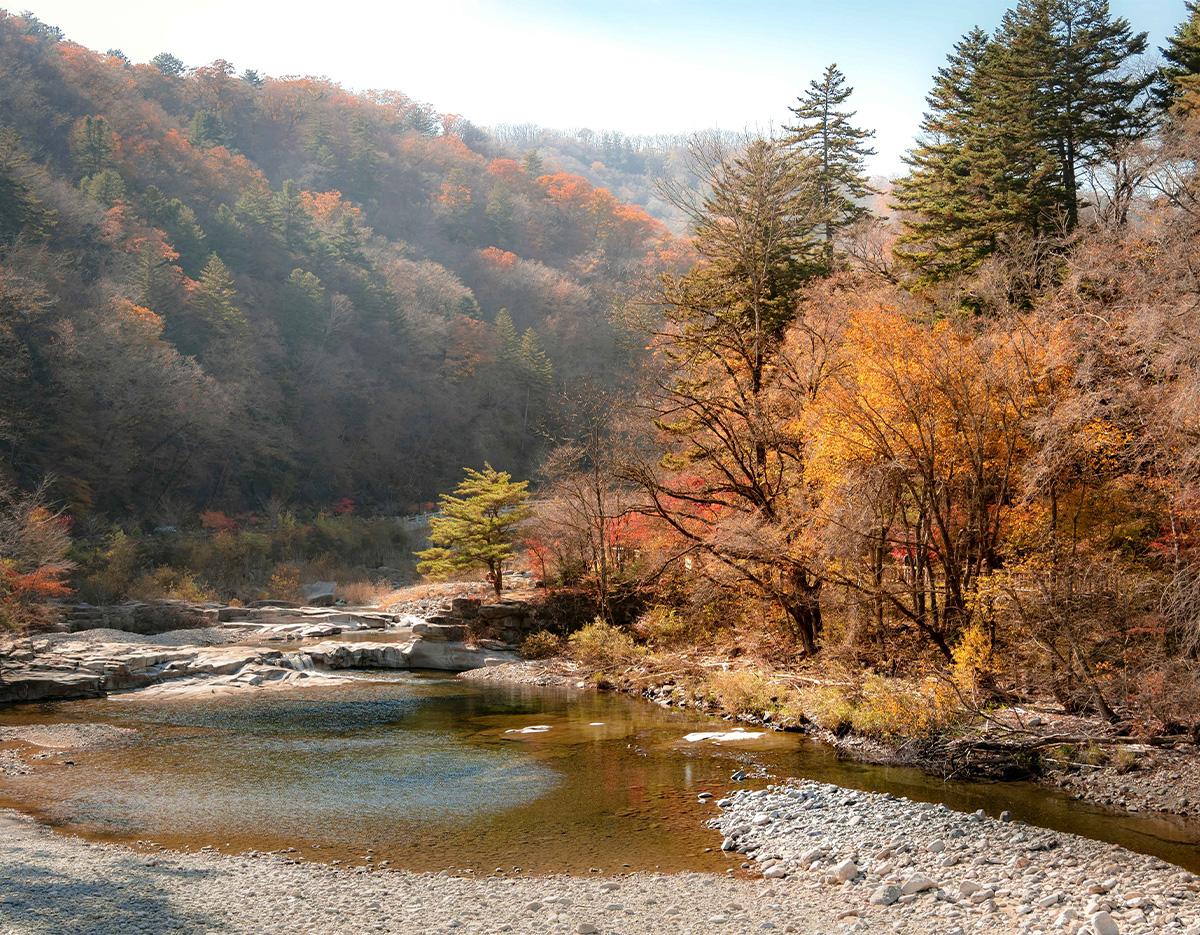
1;672;1199;877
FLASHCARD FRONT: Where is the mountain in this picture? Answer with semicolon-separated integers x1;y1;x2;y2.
0;10;683;521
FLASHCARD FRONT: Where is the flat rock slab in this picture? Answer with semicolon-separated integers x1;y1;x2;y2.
0;671;105;704
411;622;466;641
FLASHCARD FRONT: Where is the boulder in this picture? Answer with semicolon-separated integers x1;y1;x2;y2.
831;858;858;882
299;642;410;670
411;622;466;641
870;884;901;906
477;601;530;620
405;639;520;672
900;873;937;895
0;670;106;704
300;581;337;606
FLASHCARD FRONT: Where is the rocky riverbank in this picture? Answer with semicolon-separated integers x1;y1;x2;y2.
467;654;1200;827
713;780;1200;934
2;785;1199;935
0;596;536;704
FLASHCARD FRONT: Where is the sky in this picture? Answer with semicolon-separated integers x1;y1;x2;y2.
17;0;1186;176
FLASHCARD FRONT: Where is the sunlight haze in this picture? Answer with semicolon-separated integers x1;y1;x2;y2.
17;0;1181;175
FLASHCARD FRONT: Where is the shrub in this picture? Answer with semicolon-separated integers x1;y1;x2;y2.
792;683;856;732
521;629;562;659
266;562;303;602
791;675;964;740
951;623;996;703
849;674;960;740
0;483;74;632
1112;746;1139;773
75;529;141;603
705;669;782;716
567;618;644;669
337;579;391;607
635;605;694;649
127;566;212;602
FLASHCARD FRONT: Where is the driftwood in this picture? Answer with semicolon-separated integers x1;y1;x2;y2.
957;732;1192;753
920;728;1198;781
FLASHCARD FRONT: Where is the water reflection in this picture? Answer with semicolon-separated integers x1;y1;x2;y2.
0;674;1197;874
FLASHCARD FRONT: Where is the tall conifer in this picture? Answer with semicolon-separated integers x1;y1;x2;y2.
1160;1;1200;110
784;64;876;269
895;2;1152;285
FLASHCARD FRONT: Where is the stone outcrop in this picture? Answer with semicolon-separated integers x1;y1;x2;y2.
63;601;401;642
299;581;336;606
217;606;400;640
428;597;539;646
300;639;518;673
64;601;218;635
404;640;519;671
0;594;532;705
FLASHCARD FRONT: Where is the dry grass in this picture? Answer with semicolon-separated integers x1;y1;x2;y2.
336;579;395;607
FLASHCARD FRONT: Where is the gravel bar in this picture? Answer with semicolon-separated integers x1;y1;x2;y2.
712;780;1200;934
2;780;1200;934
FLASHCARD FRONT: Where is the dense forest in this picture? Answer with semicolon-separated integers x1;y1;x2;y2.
6;0;1200;738
518;0;1200;733
0;8;684;523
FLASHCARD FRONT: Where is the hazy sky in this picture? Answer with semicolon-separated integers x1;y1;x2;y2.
19;0;1184;176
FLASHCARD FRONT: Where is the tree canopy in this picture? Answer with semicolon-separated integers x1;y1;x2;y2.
416;465;532;596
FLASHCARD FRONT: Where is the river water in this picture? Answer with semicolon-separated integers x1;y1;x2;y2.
0;672;1197;874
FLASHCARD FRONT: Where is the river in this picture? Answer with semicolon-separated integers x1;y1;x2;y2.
0;672;1197;874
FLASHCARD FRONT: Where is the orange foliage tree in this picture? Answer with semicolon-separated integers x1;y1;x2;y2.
0;483;73;633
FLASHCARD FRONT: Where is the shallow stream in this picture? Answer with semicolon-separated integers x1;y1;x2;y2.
0;673;1197;874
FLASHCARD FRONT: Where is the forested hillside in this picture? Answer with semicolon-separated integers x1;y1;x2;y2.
0;9;680;522
510;0;1200;737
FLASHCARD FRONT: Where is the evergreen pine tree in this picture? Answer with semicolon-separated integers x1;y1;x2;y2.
275;180;314;252
188;109;229;149
784;63;876;269
415;464;532;597
281;268;326;346
993;0;1151;231
80;169;126;206
895;2;1153;286
518;328;552;387
895;29;999;282
150;52;185;77
70;116;114;179
522;150;544;176
187;254;245;357
1160;1;1200;110
517;327;553;432
493;309;519;364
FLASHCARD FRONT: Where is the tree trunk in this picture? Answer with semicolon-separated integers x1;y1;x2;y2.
783;575;823;656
